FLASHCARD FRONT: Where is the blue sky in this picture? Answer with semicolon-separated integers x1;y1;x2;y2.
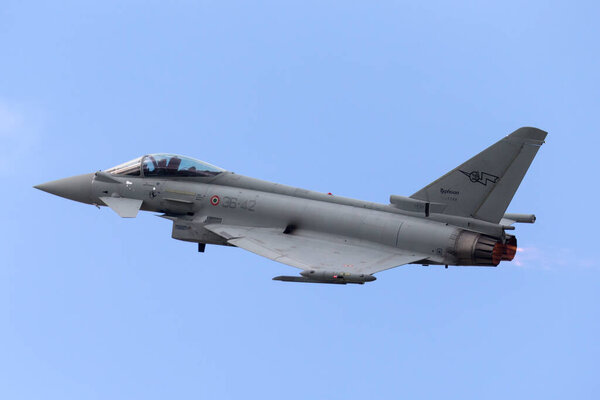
1;1;599;399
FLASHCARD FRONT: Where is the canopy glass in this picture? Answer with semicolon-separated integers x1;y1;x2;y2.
106;154;225;178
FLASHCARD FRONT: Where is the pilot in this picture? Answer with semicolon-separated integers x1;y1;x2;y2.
166;157;182;174
156;158;167;176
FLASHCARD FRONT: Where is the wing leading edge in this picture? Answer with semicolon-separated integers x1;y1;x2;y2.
204;224;427;284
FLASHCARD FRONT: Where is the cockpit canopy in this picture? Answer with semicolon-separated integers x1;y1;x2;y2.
105;154;225;178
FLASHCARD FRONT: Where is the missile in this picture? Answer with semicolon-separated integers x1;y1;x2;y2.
273;270;376;284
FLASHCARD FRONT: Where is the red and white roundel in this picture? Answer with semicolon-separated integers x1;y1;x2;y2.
210;195;220;206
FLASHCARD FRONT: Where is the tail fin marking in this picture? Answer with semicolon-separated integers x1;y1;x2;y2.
410;127;547;223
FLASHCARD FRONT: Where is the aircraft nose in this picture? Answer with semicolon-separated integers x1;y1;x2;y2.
34;173;96;204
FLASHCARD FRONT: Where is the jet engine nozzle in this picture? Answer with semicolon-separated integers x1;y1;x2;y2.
500;235;517;261
454;231;517;266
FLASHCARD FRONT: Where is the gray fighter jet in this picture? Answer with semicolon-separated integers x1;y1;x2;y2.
35;127;546;284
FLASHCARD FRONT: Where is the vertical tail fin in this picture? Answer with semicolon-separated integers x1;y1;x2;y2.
410;127;547;223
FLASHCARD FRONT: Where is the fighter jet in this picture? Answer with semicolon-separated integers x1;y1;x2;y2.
35;127;546;284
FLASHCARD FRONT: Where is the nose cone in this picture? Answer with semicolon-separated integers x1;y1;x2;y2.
34;173;96;204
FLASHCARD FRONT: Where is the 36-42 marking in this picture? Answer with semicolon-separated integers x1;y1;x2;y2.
213;195;256;211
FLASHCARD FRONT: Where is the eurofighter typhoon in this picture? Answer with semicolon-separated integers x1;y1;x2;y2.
35;127;546;284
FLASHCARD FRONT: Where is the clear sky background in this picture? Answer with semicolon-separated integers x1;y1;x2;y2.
1;1;599;399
